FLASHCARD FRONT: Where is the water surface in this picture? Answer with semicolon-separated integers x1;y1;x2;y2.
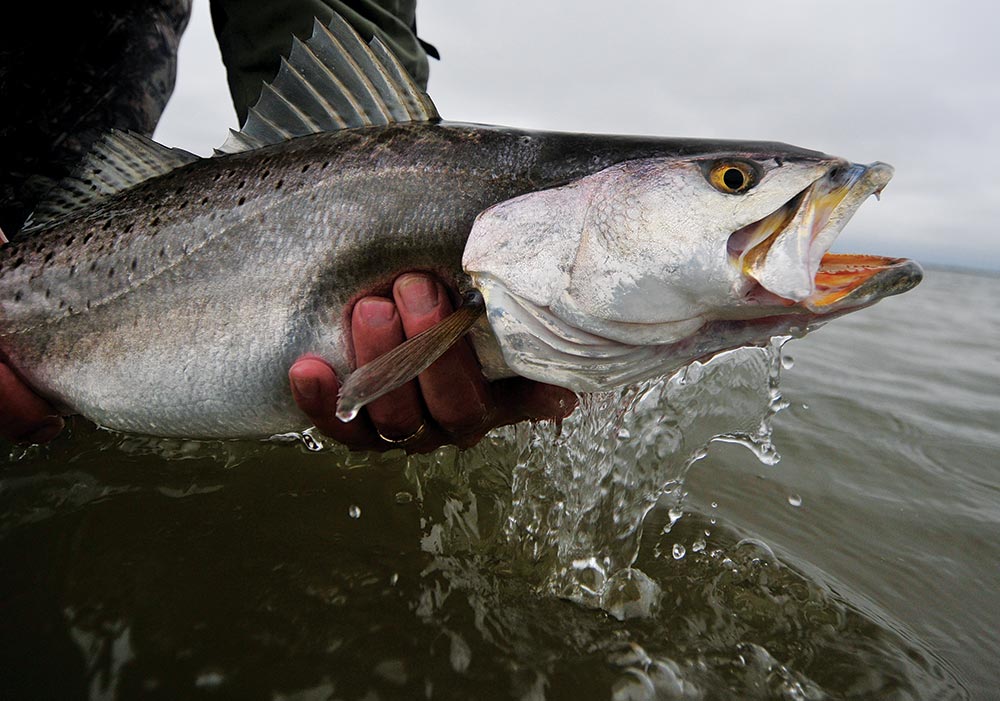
1;268;995;700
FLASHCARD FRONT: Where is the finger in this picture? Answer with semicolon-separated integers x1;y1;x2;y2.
350;297;429;442
394;273;490;435
489;378;578;427
0;363;64;443
289;356;380;450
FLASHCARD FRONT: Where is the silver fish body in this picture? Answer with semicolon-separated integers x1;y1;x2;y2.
0;124;835;437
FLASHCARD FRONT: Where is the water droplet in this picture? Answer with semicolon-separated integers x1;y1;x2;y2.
616;428;631;440
661;506;684;534
692;539;706;553
780;354;795;370
672;544;686;560
348;505;361;519
711;501;718;509
787;493;803;507
394;491;413;504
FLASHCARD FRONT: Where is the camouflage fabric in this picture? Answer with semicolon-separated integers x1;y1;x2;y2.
0;0;432;239
0;0;192;238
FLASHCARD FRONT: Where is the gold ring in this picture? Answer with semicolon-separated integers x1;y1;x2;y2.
376;422;427;446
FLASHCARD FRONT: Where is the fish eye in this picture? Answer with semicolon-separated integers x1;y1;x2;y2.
706;161;757;194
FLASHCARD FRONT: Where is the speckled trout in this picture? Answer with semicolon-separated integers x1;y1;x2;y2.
0;16;921;439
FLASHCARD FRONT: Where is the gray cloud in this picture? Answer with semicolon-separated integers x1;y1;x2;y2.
156;0;998;270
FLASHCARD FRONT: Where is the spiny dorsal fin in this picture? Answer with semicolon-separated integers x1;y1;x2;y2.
217;14;440;155
23;130;198;234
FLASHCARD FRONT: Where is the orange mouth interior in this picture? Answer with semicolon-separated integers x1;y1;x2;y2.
809;253;906;308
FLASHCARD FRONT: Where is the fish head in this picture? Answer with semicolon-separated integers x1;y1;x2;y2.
463;147;922;390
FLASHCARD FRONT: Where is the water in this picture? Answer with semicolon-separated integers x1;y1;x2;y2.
1;268;996;700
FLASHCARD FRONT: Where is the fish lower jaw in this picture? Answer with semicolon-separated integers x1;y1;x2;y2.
731;252;923;318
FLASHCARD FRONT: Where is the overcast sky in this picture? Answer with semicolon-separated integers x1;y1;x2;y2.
156;0;998;271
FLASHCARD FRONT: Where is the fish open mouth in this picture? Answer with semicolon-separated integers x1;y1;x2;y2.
729;160;922;315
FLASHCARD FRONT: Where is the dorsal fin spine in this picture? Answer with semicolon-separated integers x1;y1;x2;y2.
315;21;390;125
287;37;352;129
261;81;320;133
277;53;348;130
217;11;440;155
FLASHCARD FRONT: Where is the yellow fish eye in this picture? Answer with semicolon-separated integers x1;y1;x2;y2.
708;161;757;194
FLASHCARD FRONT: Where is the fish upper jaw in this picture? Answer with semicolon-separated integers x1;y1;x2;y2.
728;161;894;303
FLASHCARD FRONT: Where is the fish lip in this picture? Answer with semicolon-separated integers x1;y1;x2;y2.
729;160;900;306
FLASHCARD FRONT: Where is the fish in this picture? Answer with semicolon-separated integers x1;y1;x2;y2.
0;14;921;439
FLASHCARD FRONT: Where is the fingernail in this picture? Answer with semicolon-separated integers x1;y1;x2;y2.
355;298;396;326
291;375;320;401
396;275;440;315
22;416;64;444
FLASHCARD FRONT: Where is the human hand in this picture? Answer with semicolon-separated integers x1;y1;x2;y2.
289;272;577;453
0;363;64;444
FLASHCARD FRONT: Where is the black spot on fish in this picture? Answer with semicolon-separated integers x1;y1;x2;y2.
83;233;94;244
238;197;246;206
14;292;22;302
123;224;133;234
237;180;245;190
102;220;112;231
201;197;209;205
262;169;270;179
275;179;284;191
44;252;54;263
301;164;310;173
45;289;51;299
151;217;160;226
90;262;98;272
69;265;76;277
58;300;66;309
131;258;138;271
108;267;115;278
321;161;329;170
12;256;23;269
159;247;166;258
66;235;75;246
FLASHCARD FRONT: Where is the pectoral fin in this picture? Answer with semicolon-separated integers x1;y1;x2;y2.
336;291;485;422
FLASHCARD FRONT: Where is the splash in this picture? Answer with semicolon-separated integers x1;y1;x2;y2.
500;337;793;611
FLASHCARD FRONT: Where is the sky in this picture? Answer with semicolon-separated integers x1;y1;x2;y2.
155;0;999;271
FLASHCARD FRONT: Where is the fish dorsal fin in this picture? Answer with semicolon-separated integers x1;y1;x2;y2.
217;14;440;155
23;130;198;234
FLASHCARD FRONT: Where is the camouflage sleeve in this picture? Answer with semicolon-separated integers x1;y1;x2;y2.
210;0;435;126
0;1;192;238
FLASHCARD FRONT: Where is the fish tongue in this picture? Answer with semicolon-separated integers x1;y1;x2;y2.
748;186;819;302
